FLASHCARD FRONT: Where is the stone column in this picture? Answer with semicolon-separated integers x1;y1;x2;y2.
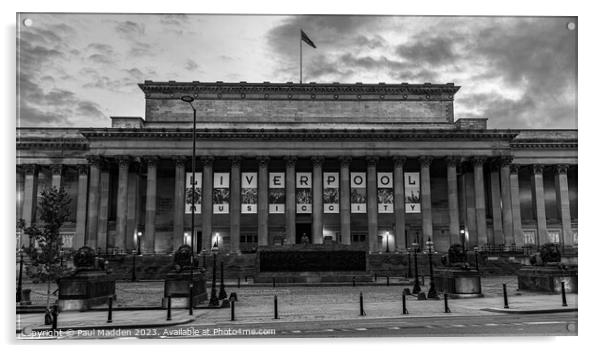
73;165;89;250
285;157;296;245
50;164;63;189
473;157;487;247
311;157;324;244
366;156;378;252
173;157;186;251
258;157;269;246
21;164;38;246
500;157;514;246
393;156;406;250
531;164;547;246
97;167;110;250
463;170;477;248
201;157;214;251
420;156;433;247
555;165;573;247
143;157;158;253
446;156;460;246
230;157;241;252
490;162;504;245
339;156;352;245
509;165;523;247
126;164;140;251
115;157;130;251
86;157;101;248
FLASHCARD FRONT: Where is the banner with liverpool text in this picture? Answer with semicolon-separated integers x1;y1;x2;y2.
185;172;202;214
351;172;367;213
377;172;394;213
241;172;257;214
213;173;230;214
296;172;312;213
323;172;339;213
404;172;421;213
269;172;285;213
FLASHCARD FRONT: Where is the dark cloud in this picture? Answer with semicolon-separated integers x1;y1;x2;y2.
115;20;145;37
185;59;199;71
160;14;189;26
395;36;457;65
129;42;154;57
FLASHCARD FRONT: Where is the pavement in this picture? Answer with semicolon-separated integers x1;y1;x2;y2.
16;283;577;337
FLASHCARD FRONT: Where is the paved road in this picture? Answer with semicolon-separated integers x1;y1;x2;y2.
146;312;576;338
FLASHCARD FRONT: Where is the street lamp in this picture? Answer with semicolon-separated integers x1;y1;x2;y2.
182;95;198;314
136;231;142;256
17;247;24;303
473;245;480;273
385;231;390;253
426;237;439;299
411;238;421;294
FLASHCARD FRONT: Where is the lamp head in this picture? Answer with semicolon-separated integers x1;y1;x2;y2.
181;96;194;103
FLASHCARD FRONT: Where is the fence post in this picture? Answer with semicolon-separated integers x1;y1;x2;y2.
231;300;236;321
166;296;172;321
444;293;451;313
561;281;568;307
107;297;113;323
503;283;509;309
360;292;366;316
387;276;390;286
52;304;59;331
274;295;279;319
402;293;409;315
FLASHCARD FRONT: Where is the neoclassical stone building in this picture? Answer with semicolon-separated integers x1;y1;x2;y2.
16;81;578;255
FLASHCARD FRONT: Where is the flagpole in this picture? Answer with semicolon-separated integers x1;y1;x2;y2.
300;30;302;84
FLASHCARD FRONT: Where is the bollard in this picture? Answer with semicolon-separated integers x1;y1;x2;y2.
374;273;377;282
274;295;279;319
503;283;509;309
166;296;172;321
359;292;366;316
107;297;113;323
272;277;276;288
237;277;241;288
245;275;248;282
52;304;58;331
189;284;194;315
422;275;425;286
444;293;451;313
231;300;236;321
402;293;409;315
352;276;356;287
387;276;390;286
561;281;568;307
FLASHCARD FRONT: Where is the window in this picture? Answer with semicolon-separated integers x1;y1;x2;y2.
548;231;560;244
523;231;536;245
352;233;367;242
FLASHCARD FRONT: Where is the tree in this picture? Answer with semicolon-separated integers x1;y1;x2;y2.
19;186;72;323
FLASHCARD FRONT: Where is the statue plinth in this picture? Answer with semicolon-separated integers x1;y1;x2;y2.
517;243;578;293
58;246;115;311
434;244;483;298
162;269;208;308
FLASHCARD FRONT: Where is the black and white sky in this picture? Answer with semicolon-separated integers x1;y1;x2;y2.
16;14;577;129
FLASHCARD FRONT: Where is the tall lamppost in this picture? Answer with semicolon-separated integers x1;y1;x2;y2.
17;247;24;303
182;95;198;313
473;245;480;273
412;238;421;294
426;237;439;299
385;231;391;253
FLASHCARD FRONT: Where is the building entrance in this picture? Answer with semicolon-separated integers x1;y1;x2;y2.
296;223;312;244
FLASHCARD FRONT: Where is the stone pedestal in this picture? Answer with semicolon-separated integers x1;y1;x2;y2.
163;269;208;308
58;271;116;311
434;267;483;298
517;265;578;293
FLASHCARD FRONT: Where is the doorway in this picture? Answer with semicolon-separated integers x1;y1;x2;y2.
296;223;312;244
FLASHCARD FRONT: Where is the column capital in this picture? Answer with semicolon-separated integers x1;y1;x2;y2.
339;156;353;166
489;159;501;172
366;156;378;166
510;164;521;174
174;156;186;167
532;164;544;174
285;156;297;167
201;156;214;166
77;164;88;176
445;156;461;167
257;156;270;167
393;156;406;167
142;156;159;167
49;164;63;176
116;156;131;168
472;156;486;166
555;164;569;175
499;156;514;167
229;156;242;167
87;155;102;166
419;155;433;167
311;156;325;167
22;164;38;175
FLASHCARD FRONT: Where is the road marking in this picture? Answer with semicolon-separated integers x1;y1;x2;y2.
484;323;499;327
388;327;400;330
323;329;335;332
451;324;465;327
355;328;367;331
524;321;567;325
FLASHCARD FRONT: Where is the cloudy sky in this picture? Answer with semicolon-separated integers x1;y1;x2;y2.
16;14;577;129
